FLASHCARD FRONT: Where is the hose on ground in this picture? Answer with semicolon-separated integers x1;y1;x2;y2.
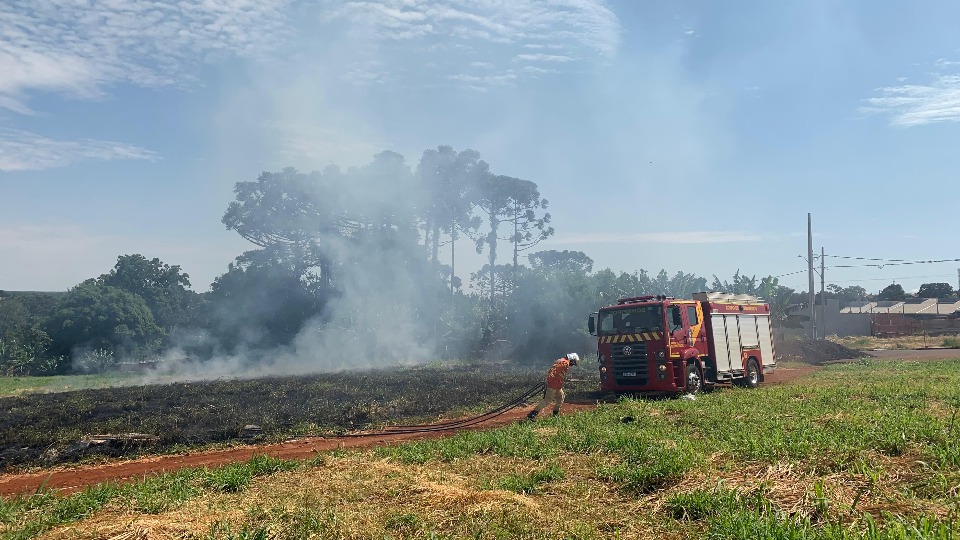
312;382;545;438
384;383;545;431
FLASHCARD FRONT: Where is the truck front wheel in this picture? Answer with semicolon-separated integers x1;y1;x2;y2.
684;364;702;394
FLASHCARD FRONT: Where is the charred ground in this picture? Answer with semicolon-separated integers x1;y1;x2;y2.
0;364;598;471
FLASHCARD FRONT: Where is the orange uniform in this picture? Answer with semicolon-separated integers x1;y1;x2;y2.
545;358;571;390
528;353;579;420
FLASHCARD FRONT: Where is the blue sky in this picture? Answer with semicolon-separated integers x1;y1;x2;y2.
1;0;959;295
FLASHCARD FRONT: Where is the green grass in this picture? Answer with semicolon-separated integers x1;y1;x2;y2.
667;487;960;539
942;337;960;349
0;373;136;397
488;464;565;494
5;360;960;539
371;360;960;472
0;455;299;539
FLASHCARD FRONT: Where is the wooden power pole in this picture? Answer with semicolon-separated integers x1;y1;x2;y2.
808;214;816;340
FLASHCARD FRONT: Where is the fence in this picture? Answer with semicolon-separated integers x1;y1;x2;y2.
870;314;960;336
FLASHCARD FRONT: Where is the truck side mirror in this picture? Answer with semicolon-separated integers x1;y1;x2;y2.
588;313;597;336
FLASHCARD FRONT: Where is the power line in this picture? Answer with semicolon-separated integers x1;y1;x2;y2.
774;269;807;278
825;254;960;267
829;260;960;269
779;256;960;276
820;274;955;284
777;270;957;288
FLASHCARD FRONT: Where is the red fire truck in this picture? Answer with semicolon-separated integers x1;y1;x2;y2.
588;292;776;393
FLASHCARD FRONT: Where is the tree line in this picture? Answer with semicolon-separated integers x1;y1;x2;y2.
1;145;955;376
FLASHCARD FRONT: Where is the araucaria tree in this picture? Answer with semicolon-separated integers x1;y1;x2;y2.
417;145;483;293
506;181;553;272
474;173;550;310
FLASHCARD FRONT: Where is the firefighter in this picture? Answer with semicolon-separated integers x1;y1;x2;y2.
527;353;579;420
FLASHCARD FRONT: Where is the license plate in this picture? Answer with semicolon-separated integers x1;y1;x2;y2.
622;371;637;377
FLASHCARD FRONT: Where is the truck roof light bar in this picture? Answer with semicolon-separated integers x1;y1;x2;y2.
691;291;765;304
616;295;674;304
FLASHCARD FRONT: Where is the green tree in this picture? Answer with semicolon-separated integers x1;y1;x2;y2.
823;284;868;307
592;268;653;304
878;283;907;301
665;271;709;298
0;323;60;376
96;254;198;330
223;166;346;288
0;296;31;335
504;257;595;360
711;271;759;295
223;154;423;292
529;250;594;273
206;247;328;350
917;282;955;299
756;277;796;324
46;283;163;360
0;294;66;375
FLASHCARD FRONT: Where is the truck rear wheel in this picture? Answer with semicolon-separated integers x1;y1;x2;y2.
740;358;760;389
684;364;702;394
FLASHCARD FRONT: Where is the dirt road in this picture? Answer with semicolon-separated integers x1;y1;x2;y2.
0;365;820;498
867;349;960;360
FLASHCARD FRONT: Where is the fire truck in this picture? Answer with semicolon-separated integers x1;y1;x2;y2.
587;292;776;393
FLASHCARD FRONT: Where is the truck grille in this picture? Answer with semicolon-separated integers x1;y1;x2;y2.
610;341;648;385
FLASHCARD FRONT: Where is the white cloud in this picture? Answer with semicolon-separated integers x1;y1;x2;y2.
328;0;620;89
555;231;763;244
862;72;960;127
514;53;575;63
0;0;292;113
0;128;158;171
447;73;518;86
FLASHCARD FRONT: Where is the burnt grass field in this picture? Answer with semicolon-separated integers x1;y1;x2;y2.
0;364;578;471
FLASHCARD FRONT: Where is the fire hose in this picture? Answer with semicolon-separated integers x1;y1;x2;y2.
314;382;546;438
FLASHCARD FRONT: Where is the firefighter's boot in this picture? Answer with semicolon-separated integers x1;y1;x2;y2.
526;410;538;421
552;410;560;417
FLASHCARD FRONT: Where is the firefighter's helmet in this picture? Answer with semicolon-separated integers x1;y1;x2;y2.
565;353;580;366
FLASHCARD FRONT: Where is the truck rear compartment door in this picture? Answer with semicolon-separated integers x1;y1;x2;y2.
756;315;774;366
711;314;737;374
739;315;760;351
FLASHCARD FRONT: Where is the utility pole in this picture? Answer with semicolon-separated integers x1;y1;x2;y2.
820;246;826;339
808;213;816;340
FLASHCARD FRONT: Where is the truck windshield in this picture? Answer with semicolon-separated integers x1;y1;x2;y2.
597;305;664;335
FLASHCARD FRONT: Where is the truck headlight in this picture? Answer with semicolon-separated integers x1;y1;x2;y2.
658;364;667;372
657;350;665;359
